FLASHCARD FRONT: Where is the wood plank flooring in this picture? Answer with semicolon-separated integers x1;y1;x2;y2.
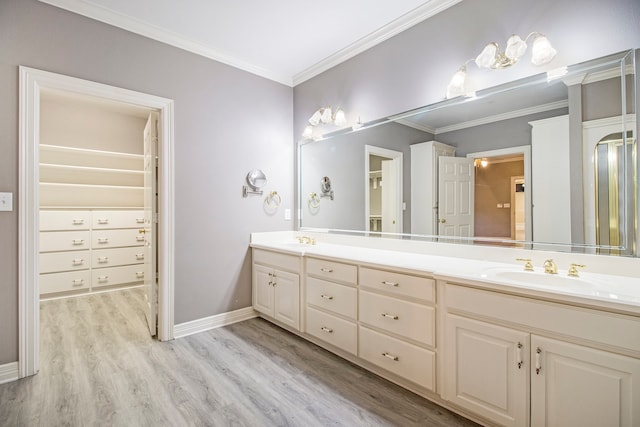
0;289;478;426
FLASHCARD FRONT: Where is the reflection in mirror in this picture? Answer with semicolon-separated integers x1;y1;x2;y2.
298;50;637;255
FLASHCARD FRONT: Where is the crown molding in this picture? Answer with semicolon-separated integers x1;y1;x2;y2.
394;118;436;134
291;0;462;86
38;0;294;86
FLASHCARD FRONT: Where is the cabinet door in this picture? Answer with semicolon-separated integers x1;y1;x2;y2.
273;269;299;330
443;314;529;427
253;264;274;316
531;335;640;427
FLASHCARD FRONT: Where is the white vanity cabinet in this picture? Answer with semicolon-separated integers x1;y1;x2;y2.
441;281;640;427
252;249;301;331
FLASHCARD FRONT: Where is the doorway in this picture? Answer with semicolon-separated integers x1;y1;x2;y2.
364;146;403;234
19;67;175;378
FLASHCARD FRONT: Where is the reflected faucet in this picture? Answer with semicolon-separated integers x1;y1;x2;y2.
543;259;558;274
297;236;315;245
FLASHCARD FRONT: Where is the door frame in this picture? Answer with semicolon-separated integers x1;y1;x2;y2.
18;66;176;378
364;145;403;233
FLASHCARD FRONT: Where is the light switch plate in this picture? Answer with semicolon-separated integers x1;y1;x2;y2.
284;208;291;221
0;192;13;211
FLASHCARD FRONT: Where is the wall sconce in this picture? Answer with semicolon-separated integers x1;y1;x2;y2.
474;158;489;168
446;32;557;98
303;106;348;139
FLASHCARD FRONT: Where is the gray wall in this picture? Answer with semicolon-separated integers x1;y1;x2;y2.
0;0;293;364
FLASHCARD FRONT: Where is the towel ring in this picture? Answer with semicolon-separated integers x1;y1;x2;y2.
308;192;321;208
265;191;281;208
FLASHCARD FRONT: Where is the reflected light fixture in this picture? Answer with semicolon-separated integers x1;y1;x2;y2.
446;32;557;98
303;106;348;138
474;158;489;168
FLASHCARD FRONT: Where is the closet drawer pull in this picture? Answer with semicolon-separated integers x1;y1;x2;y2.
381;313;399;320
97;238;109;244
136;271;144;278
71;259;84;266
320;268;334;273
135;253;144;260
97;219;109;224
320;294;334;300
71;239;84;245
97;257;109;264
381;281;399;287
382;352;399;361
71;279;84;286
135;218;145;224
320;326;333;333
72;219;84;225
97;276;109;282
136;235;145;242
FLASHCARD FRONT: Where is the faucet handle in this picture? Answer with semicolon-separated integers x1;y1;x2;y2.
568;263;586;277
543;259;558;274
516;258;534;271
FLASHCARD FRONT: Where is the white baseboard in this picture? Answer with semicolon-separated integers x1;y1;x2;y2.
0;362;19;384
173;306;257;339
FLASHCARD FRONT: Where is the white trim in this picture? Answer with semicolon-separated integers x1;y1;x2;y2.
0;362;19;385
174;307;258;339
364;145;404;234
38;0;460;87
435;100;568;135
394;118;436;135
19;66;176;379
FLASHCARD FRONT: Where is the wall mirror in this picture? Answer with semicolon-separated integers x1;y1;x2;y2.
298;50;637;256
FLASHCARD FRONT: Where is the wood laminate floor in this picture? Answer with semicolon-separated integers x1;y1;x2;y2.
0;288;478;426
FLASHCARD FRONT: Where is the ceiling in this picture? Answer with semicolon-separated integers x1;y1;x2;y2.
39;0;461;86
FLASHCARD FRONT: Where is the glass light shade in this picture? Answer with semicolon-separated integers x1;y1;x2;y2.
333;108;347;126
302;125;314;139
308;109;322;126
531;35;557;66
505;35;527;61
446;67;467;99
320;107;333;124
475;43;498;68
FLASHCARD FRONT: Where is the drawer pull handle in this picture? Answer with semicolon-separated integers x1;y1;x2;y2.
72;219;84;225
381;281;399;287
136;218;145;223
72;239;84;245
71;279;84;286
136;235;145;242
382;352;399;361
516;342;523;369
381;313;399;320
72;259;84;266
97;219;109;224
320;326;333;333
320;268;334;273
136;271;144;278
135;254;144;260
97;238;109;244
97;257;109;263
320;294;334;300
98;276;109;282
535;347;542;375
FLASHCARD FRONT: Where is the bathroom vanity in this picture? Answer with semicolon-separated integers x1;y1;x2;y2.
251;232;640;427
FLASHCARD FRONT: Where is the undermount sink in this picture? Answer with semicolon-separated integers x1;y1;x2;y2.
479;267;602;290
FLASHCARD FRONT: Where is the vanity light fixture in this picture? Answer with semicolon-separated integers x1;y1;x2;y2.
474;158;489;168
303;106;348;139
352;115;364;131
446;32;557;98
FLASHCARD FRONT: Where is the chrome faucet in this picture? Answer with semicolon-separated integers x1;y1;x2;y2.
543;259;558;274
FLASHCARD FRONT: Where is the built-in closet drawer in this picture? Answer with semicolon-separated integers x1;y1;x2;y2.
40;250;90;273
40;270;91;295
92;264;145;288
92;246;145;268
40;230;91;252
91;210;145;229
306;276;357;319
40;210;91;231
359;266;435;303
359;325;435;391
306;257;357;285
92;228;145;249
306;306;357;355
358;290;435;347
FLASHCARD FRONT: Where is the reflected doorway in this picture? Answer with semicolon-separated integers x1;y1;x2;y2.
364;146;403;233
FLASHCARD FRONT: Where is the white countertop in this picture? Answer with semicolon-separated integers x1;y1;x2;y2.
251;239;640;316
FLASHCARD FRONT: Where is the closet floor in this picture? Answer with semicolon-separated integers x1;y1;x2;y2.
0;288;478;426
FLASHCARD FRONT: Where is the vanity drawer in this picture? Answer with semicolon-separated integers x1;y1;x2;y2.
40;250;90;273
92;246;145;268
306;306;357;355
359;325;435;391
253;248;300;273
92;264;145;288
307;257;357;285
40;230;91;252
359;266;435;303
40;270;91;295
92;228;145;249
40;210;90;231
306;276;357;319
92;210;145;229
359;290;435;347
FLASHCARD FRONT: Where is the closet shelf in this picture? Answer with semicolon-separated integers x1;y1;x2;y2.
40;163;144;187
40;183;143;208
40;144;143;171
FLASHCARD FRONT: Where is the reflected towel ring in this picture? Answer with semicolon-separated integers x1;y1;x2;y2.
309;192;321;208
265;191;281;208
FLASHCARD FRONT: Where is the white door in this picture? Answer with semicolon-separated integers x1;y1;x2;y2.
143;112;158;336
531;335;640;427
438;157;474;237
381;159;399;233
